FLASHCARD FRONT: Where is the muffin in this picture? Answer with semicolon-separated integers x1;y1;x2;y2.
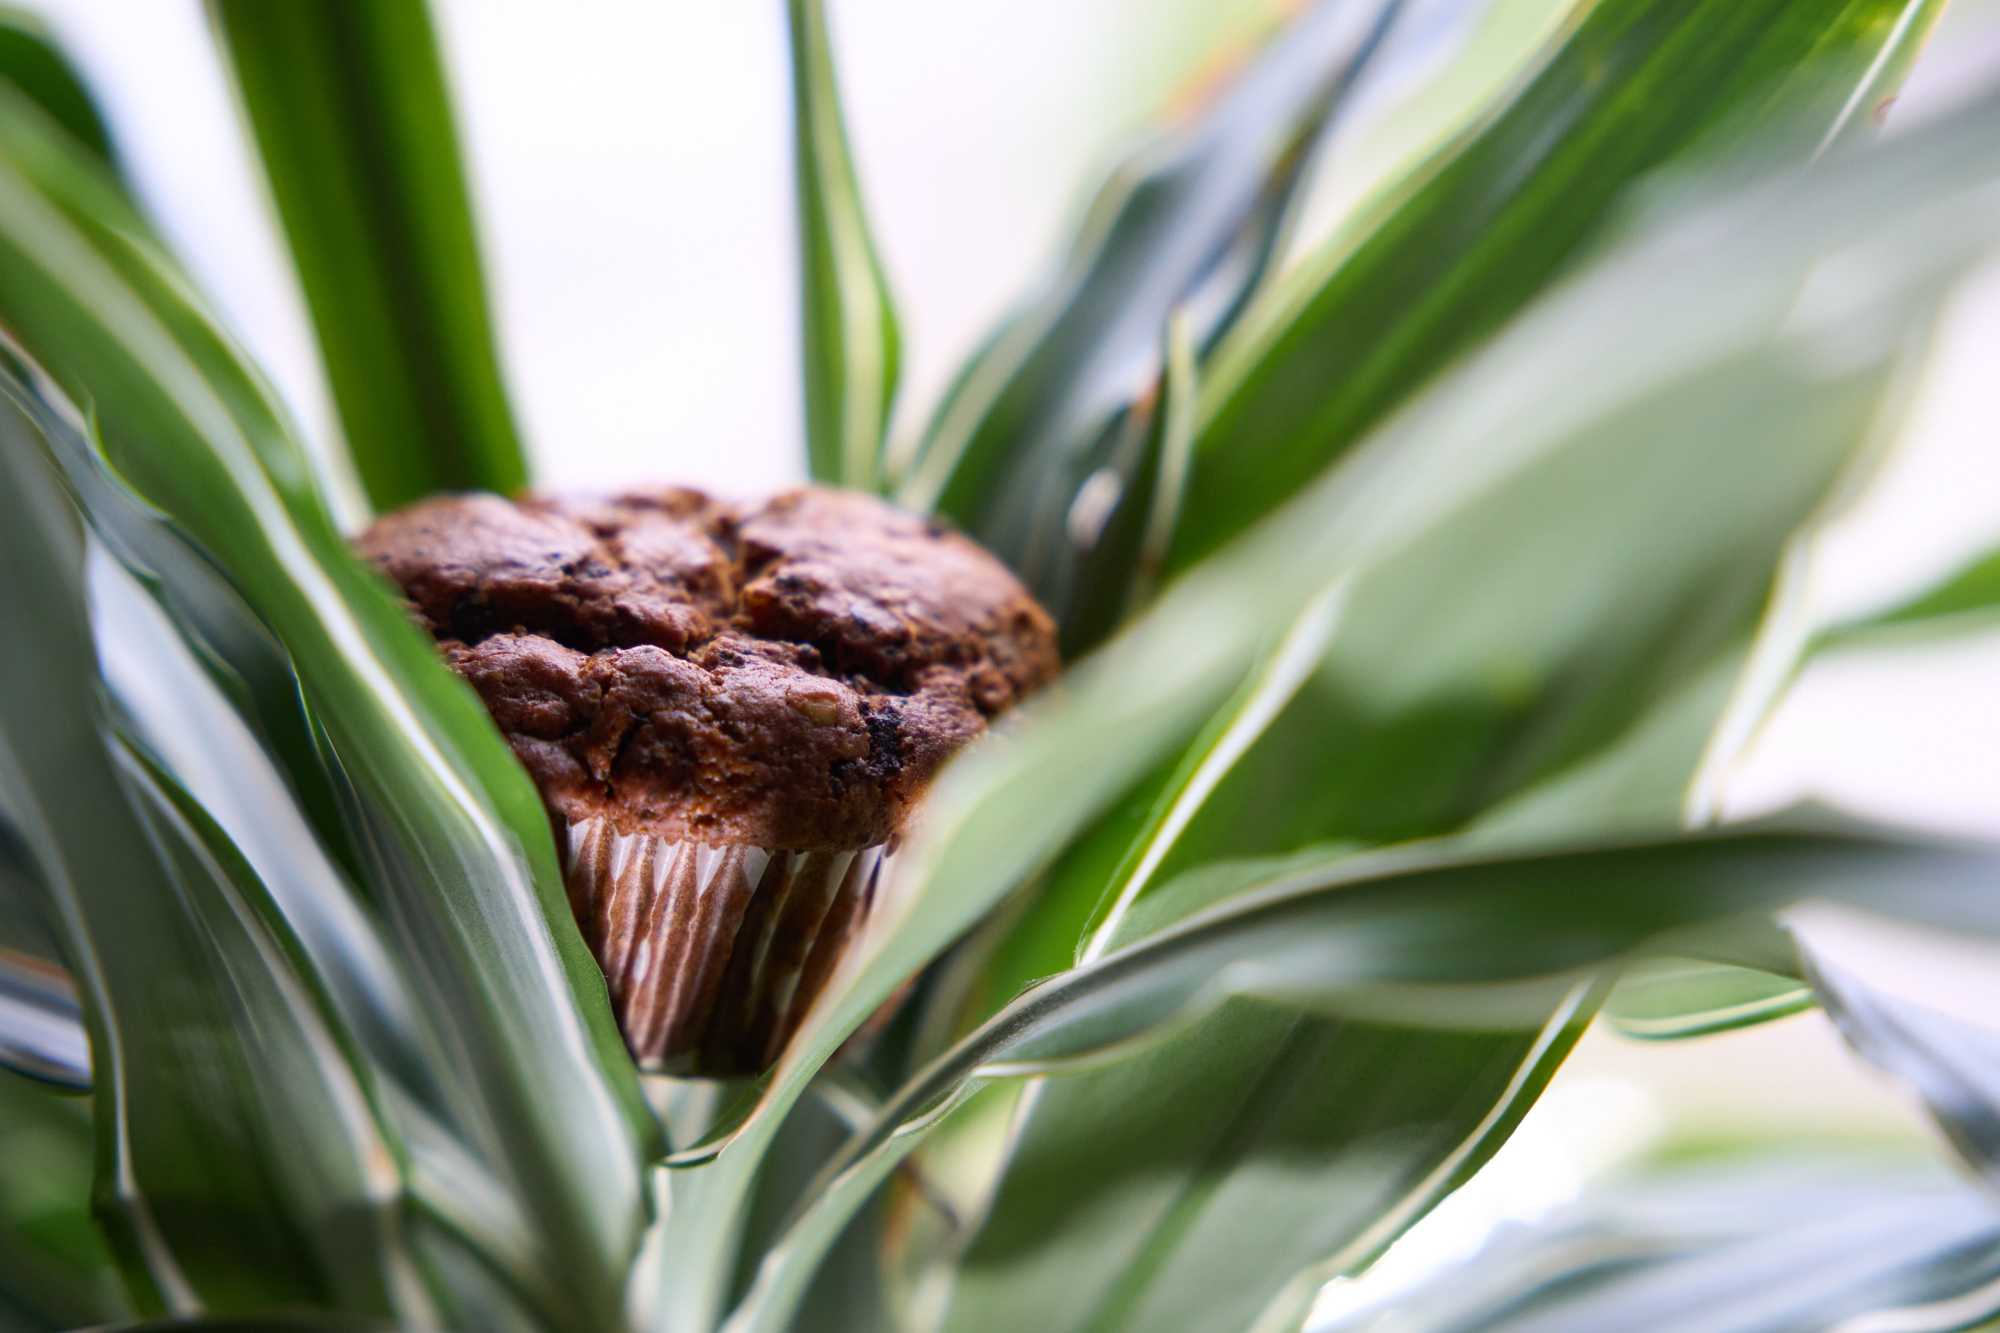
357;485;1059;1075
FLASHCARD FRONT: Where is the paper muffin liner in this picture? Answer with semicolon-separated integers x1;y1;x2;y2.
562;816;889;1075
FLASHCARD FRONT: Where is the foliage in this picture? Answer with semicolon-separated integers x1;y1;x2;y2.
1;1;1998;1330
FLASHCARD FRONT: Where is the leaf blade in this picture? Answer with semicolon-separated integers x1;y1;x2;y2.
0;419;420;1320
898;0;1407;643
1173;0;1951;570
1312;1154;2000;1333
0;6;118;175
788;0;902;489
0;87;658;1328
209;0;531;511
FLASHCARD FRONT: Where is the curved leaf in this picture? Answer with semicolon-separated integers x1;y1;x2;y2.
209;0;531;512
1803;926;2000;1189
896;0;1408;643
0;1075;127;1328
1606;958;1812;1041
1173;0;1950;570
941;999;1596;1333
1056;309;1199;653
918;74;1937;1315
1310;1155;2000;1333
0;6;117;175
787;0;901;489
77;1312;394;1320
0;420;418;1319
662;80;2000;1328
0;87;658;1327
726;818;2000;1332
1815;545;2000;651
920;821;2000;1149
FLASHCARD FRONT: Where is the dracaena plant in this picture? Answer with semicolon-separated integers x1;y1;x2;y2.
4;0;2000;1329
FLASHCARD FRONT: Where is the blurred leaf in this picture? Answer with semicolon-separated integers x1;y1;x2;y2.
949;565;1810;1323
104;733;426;1316
1;336;370;893
933;107;1898;1228
938;995;1595;1332
1804;933;2000;1189
954;596;1352;1034
664;81;2000;1329
787;0;901;489
943;743;1552;1331
0;6;117;176
942;820;2000;1084
2;742;86;1091
1310;1155;2000;1333
724;1086;898;1333
725;817;2000;1332
1464;648;1752;846
0;87;658;1326
1816;546;2000;651
1;347;416;1072
0;1076;128;1328
1606;958;1811;1041
77;1312;394;1320
0;829;60;961
0;420;418;1318
1056;310;1198;654
1173;0;1950;570
954;44;1962;1046
896;0;1407;643
209;0;530;512
1074;585;1347;963
2;324;584;1332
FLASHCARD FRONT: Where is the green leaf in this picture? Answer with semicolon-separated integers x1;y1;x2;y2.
0;337;369;890
104;733;425;1317
1607;958;1812;1040
1172;0;1950;570
209;0;531;512
0;6;117;176
945;554;1811;1326
76;1312;394;1320
1816;546;2000;651
1311;1155;2000;1333
725;1086;898;1333
896;0;1405;641
725;817;2000;1333
959;820;2000;1073
663;79;2000;1328
0;417;417;1318
0;86;658;1327
0;1076;128;1328
929;72;1917;1260
1055;310;1198;655
940;1000;1595;1333
3;351;637;1326
787;0;901;490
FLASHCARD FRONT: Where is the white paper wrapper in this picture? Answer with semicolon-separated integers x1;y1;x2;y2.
562;816;888;1074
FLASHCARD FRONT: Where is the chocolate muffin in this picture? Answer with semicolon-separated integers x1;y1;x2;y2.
357;485;1059;1075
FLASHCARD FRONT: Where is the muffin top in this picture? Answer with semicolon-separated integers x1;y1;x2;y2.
357;485;1059;848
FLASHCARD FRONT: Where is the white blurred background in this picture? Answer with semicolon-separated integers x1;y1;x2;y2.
24;0;2000;1288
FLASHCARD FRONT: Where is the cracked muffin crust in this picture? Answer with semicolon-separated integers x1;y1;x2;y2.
357;484;1058;1073
357;485;1057;847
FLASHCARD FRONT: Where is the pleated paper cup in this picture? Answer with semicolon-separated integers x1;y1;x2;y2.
562;816;889;1076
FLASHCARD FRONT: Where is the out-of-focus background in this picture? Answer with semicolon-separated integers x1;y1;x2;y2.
25;0;2000;1297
